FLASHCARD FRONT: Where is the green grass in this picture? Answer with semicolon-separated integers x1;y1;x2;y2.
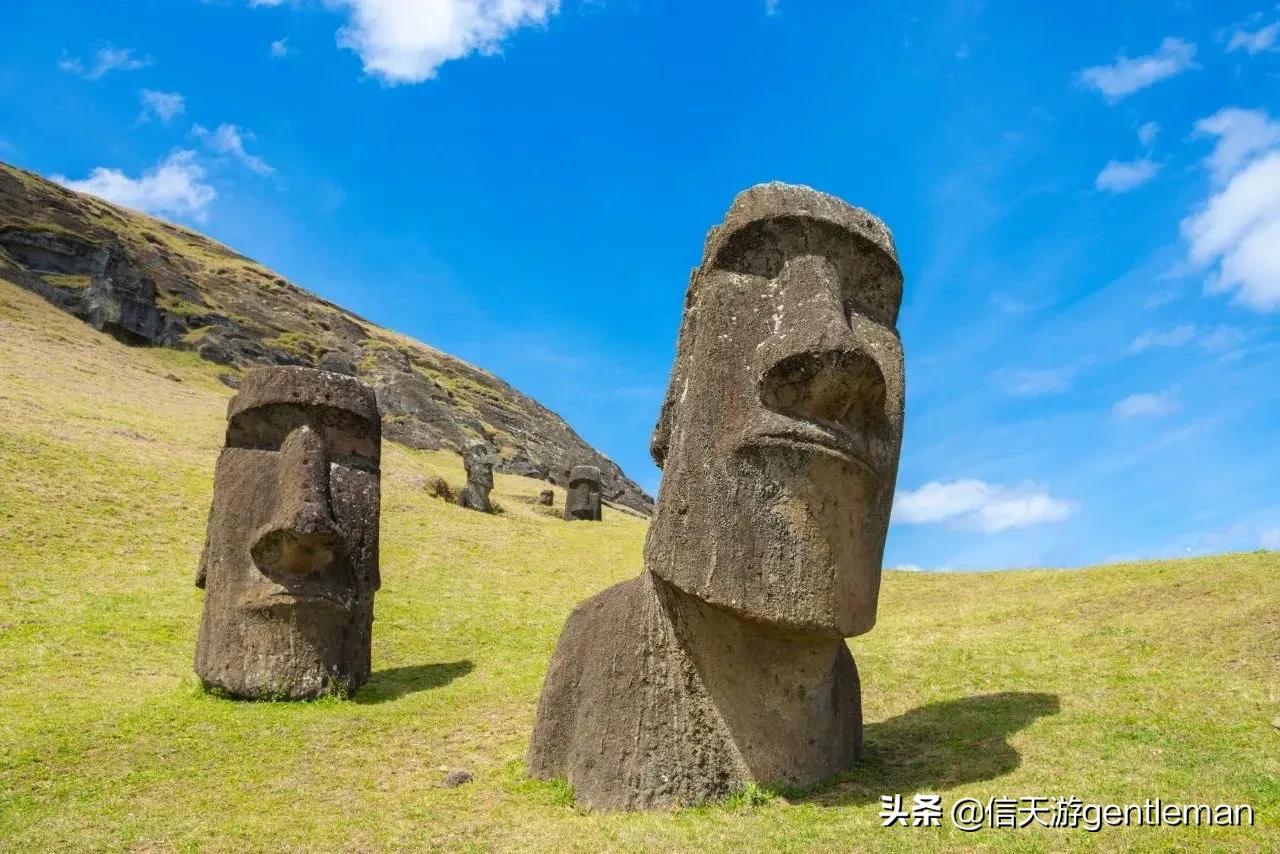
0;277;1276;852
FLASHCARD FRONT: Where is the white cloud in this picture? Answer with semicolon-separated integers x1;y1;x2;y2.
1226;21;1279;55
139;90;185;124
1138;121;1160;148
1077;37;1197;101
270;38;291;58
52;151;216;222
890;564;926;572
894;479;1076;533
765;0;780;15
1182;109;1280;311
995;367;1076;397
1262;527;1280;549
1193;108;1280;184
193;123;274;176
59;46;151;80
293;0;563;84
1113;391;1180;419
1096;158;1159;193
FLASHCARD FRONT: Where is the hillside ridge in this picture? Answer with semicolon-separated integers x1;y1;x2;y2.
0;160;653;513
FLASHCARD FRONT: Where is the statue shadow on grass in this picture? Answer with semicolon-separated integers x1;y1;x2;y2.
354;660;474;704
788;691;1060;806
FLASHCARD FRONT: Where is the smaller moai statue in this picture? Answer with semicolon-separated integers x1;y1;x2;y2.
457;440;497;512
195;366;381;700
563;465;602;521
537;488;555;506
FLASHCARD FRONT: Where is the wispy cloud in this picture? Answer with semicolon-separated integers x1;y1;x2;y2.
1129;324;1196;353
1113;391;1180;419
1077;37;1197;102
1137;121;1160;148
1096;158;1159;193
894;479;1076;533
1182;108;1280;311
58;45;151;80
270;38;290;59
192;123;274;176
994;366;1076;397
139;89;185;124
1129;323;1246;356
52;150;216;222
1226;21;1279;55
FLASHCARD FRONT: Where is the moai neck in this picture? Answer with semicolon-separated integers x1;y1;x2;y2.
654;573;861;788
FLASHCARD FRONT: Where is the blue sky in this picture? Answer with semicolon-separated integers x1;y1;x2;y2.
3;1;1279;570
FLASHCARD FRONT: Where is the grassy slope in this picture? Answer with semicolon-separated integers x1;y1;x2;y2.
0;276;1276;852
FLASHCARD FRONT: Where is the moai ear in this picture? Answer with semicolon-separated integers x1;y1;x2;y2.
650;270;701;469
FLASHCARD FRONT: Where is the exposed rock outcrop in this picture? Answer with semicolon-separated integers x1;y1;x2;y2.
0;161;652;514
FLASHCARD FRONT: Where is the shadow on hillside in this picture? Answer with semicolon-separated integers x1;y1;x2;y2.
355;660;474;704
789;691;1060;806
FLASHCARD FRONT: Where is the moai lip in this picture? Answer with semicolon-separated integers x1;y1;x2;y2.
457;440;497;513
563;465;602;521
528;182;905;809
194;366;382;700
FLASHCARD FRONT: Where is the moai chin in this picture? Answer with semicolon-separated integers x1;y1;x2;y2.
527;183;905;809
195;366;382;699
563;465;602;521
457;440;496;512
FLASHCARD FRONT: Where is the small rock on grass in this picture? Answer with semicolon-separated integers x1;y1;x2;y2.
443;769;472;788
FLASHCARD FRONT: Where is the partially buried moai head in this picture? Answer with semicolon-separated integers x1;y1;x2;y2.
644;182;905;638
564;465;602;521
194;366;381;699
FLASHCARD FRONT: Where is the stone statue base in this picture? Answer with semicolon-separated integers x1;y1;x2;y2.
527;571;861;810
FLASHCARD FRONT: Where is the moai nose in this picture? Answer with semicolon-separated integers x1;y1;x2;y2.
759;347;888;437
251;424;345;577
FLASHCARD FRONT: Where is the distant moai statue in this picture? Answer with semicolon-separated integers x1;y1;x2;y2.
563;465;602;521
528;183;906;809
195;366;382;699
537;488;555;506
457;440;497;512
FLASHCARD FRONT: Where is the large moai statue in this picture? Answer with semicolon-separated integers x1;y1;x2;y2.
457;440;496;512
527;183;905;809
563;465;602;521
195;366;382;699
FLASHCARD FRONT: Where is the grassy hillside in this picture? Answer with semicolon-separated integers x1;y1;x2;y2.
0;276;1276;851
0;161;653;513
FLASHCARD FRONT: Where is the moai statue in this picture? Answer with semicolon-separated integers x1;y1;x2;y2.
457;440;496;512
562;465;602;521
195;366;382;699
537;488;555;507
528;183;905;809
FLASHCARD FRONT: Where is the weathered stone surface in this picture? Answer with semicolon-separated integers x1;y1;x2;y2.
0;162;654;515
443;769;473;788
457;440;497;512
194;366;382;699
563;465;602;521
528;183;906;809
537;488;554;506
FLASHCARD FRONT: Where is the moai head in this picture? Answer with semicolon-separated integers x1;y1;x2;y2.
457;440;497;511
195;366;381;699
463;440;495;491
537;488;555;507
564;465;603;521
645;183;905;638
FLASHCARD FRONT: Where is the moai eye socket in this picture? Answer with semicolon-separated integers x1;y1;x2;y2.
226;403;379;471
